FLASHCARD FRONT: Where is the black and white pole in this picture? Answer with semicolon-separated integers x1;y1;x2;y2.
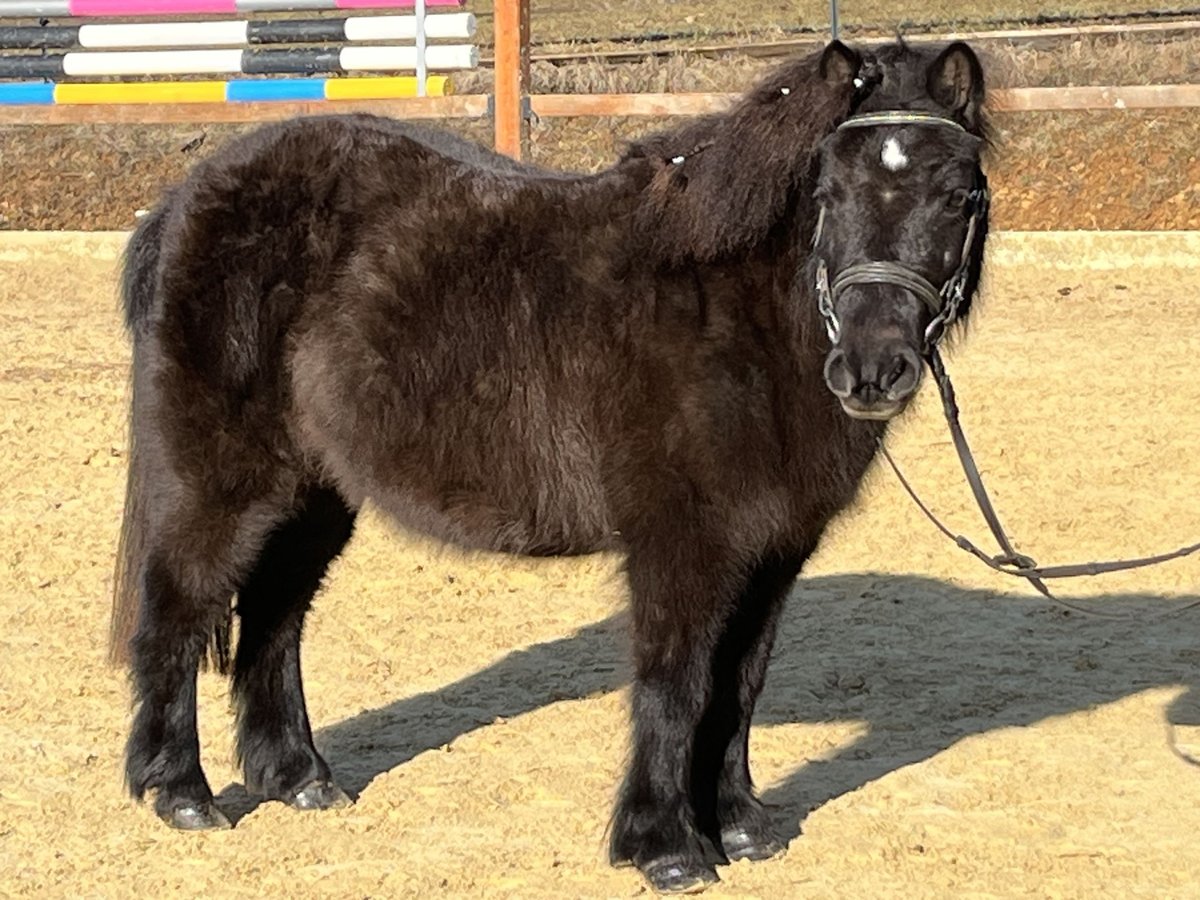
0;44;477;78
414;0;426;96
0;14;477;51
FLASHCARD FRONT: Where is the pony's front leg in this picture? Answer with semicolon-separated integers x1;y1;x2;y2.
610;531;743;894
704;551;807;863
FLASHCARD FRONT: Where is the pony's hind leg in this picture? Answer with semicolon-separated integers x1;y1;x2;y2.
126;554;237;830
233;486;356;810
692;551;806;864
122;467;300;829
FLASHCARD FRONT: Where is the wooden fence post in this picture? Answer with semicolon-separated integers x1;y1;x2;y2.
493;0;530;159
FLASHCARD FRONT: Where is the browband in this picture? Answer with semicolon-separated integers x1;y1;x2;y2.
838;111;969;134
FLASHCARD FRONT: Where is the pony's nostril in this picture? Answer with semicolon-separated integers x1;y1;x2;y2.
881;348;922;398
826;346;922;409
823;349;854;398
882;357;906;389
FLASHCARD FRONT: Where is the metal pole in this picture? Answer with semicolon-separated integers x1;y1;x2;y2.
830;0;840;40
415;0;427;97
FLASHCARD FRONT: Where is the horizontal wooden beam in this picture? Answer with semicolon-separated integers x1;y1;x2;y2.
990;84;1200;112
528;85;1200;118
0;93;487;123
529;92;734;118
1;84;1197;126
933;17;1200;43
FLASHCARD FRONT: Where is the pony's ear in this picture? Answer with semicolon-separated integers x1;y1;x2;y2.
819;40;860;87
928;42;985;128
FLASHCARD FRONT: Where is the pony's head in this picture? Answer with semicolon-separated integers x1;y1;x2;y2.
812;40;990;420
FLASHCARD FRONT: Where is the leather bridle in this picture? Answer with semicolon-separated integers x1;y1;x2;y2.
812;110;988;353
813;111;1200;619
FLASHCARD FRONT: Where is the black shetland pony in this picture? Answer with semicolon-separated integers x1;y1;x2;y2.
111;40;991;893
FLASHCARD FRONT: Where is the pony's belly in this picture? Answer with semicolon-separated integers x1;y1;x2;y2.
368;483;617;557
289;325;615;558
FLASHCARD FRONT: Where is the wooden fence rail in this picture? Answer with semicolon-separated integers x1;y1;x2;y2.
3;84;1196;127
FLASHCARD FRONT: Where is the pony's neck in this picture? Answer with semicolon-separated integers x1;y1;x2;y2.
624;51;855;268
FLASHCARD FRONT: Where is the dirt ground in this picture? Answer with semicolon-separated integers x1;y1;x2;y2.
3;230;1200;898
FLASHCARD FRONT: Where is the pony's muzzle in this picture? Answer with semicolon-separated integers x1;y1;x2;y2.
823;344;923;420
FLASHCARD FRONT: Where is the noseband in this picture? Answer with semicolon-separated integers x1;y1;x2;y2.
812;111;989;351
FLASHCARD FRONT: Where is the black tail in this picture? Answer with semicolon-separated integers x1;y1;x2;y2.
109;202;235;671
110;207;169;667
123;202;175;330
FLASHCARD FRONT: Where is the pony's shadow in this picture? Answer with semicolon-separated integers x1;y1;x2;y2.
214;612;632;822
217;573;1200;839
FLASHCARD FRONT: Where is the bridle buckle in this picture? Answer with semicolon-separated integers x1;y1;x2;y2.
815;258;840;343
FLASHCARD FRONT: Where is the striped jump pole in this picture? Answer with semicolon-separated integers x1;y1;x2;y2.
0;12;475;49
0;0;461;15
0;74;447;103
0;44;476;76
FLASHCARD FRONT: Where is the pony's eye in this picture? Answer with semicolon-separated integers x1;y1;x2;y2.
947;188;971;209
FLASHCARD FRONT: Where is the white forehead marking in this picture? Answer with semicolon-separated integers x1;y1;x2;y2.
881;137;909;171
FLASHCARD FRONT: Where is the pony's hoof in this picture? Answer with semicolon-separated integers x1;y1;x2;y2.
160;801;232;831
720;825;785;862
640;857;719;894
289;779;352;811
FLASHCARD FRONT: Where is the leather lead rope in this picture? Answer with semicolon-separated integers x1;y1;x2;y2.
880;348;1200;620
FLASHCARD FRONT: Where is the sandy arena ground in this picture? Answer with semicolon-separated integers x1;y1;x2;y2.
2;231;1200;898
